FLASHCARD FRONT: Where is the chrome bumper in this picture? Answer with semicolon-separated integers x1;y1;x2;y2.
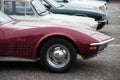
96;19;107;30
90;38;114;53
97;19;107;23
90;38;114;46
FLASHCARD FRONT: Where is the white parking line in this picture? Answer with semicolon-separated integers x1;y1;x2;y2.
108;45;120;47
115;8;120;11
118;16;120;18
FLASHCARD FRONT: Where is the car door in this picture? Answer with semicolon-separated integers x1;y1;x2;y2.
0;24;7;56
0;22;34;58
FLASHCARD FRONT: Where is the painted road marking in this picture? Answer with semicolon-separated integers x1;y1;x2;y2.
118;16;120;18
108;45;120;47
115;8;120;11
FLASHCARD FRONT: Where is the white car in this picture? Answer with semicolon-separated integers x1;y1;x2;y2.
0;0;98;29
56;0;107;14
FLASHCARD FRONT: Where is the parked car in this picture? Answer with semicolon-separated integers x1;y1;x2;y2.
0;11;114;72
0;0;98;29
55;0;107;14
41;0;107;30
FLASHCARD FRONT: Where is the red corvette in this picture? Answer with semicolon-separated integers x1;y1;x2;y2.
0;12;114;72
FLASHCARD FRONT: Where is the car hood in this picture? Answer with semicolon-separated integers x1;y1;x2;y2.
65;0;105;10
69;0;105;6
44;14;97;28
8;19;110;42
11;13;98;29
77;0;107;5
10;19;91;30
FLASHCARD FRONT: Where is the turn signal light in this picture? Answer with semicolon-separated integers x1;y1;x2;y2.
99;6;104;12
90;46;97;50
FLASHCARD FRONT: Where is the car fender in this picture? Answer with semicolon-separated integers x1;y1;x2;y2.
34;32;79;59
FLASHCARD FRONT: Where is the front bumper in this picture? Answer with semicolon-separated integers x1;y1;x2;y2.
97;19;107;30
82;38;114;59
90;38;114;53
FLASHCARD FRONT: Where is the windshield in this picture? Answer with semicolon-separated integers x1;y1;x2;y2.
0;11;12;24
44;0;61;8
31;0;48;16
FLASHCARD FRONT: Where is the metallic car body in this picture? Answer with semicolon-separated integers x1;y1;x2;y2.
0;11;113;60
0;11;114;72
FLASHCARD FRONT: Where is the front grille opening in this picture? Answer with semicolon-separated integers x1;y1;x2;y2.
98;43;108;51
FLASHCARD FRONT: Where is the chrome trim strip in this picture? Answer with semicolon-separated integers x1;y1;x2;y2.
0;57;36;62
90;38;114;46
97;20;107;23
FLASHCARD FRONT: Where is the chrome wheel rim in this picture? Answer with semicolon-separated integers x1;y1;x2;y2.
46;44;70;68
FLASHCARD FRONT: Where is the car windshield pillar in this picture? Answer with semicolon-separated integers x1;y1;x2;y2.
44;0;61;8
31;0;48;16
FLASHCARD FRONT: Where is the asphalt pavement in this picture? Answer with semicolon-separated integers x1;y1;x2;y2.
0;1;120;80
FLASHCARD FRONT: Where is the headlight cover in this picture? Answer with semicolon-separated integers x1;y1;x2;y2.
99;6;104;12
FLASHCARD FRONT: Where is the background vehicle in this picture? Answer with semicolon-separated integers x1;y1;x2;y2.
55;0;107;14
41;0;107;30
0;0;98;29
0;11;114;72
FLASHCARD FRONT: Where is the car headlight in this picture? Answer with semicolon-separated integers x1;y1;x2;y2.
99;6;104;12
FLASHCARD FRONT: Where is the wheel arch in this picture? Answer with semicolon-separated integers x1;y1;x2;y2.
35;34;80;59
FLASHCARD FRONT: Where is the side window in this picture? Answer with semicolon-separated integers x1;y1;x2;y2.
4;2;14;14
4;1;34;16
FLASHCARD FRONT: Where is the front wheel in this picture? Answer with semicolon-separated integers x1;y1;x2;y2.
40;38;77;72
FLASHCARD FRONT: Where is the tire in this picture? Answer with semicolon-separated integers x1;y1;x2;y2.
40;38;77;72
